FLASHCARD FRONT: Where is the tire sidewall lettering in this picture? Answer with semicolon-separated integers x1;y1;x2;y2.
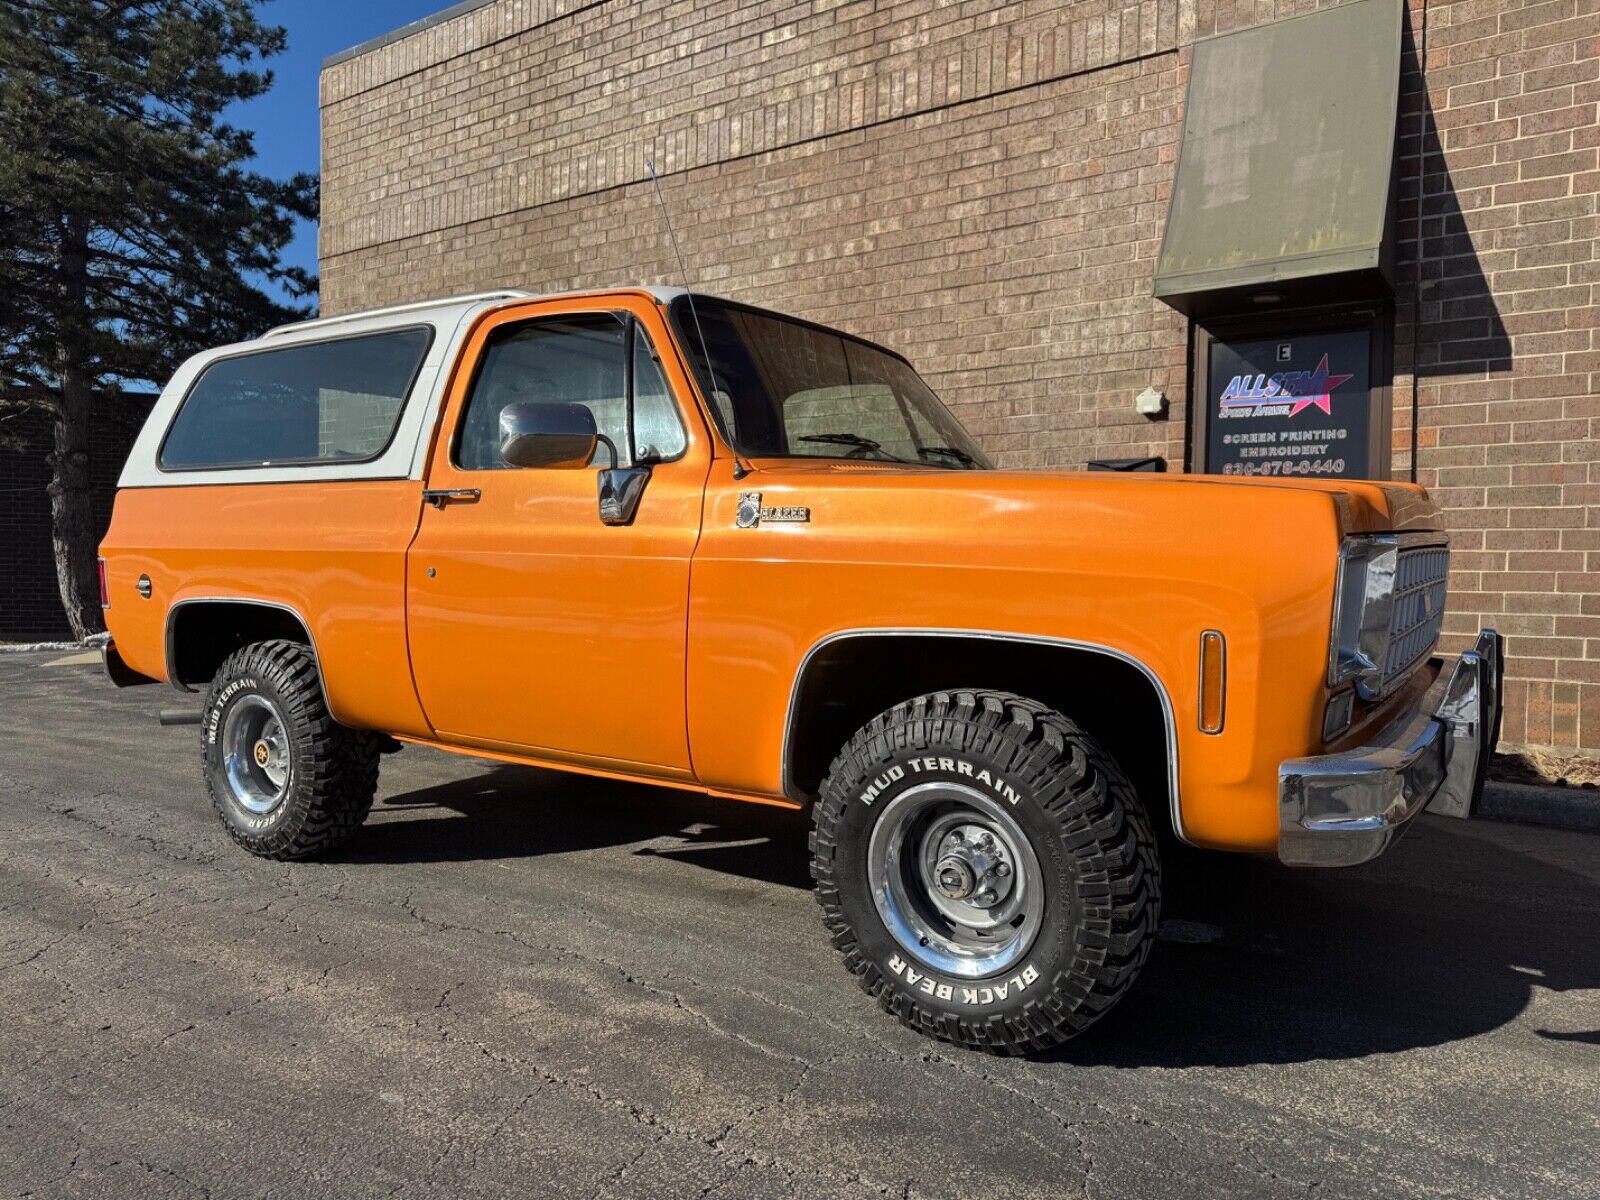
857;755;1022;808
886;953;1042;1007
205;675;292;834
204;676;260;747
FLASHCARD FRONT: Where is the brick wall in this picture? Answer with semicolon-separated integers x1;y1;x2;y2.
0;398;151;642
1394;0;1600;756
320;0;1600;759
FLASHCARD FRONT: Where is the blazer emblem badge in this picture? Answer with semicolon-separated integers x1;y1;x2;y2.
736;491;809;529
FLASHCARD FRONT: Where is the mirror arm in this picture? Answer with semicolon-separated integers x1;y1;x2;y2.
598;464;651;526
593;432;619;470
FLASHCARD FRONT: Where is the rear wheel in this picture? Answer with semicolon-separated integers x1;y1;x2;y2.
810;689;1160;1054
201;639;379;860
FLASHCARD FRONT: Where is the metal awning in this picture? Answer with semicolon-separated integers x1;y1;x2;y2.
1153;0;1404;315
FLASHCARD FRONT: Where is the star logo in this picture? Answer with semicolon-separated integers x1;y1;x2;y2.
1285;354;1354;417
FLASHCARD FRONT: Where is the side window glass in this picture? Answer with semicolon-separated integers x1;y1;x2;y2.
631;331;687;462
160;327;431;470
455;315;627;470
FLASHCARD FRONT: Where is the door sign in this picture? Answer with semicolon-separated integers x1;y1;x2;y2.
1206;330;1372;479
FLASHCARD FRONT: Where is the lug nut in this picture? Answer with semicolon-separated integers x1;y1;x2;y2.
973;889;997;906
995;861;1011;878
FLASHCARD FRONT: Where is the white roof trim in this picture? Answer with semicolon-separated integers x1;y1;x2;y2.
117;286;696;490
268;285;691;338
264;290;534;337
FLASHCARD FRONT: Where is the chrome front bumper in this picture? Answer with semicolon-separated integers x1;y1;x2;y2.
1279;630;1504;868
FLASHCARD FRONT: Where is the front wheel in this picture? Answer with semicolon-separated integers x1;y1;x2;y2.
810;690;1161;1054
201;639;379;860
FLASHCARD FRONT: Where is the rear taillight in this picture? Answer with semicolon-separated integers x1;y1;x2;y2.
97;558;110;608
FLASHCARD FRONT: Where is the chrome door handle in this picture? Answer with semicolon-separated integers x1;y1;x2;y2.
422;488;481;509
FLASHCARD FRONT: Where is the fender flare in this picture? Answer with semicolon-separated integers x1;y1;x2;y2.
779;627;1189;845
164;596;338;719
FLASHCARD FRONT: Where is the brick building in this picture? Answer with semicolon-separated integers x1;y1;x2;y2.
319;0;1600;760
0;397;151;641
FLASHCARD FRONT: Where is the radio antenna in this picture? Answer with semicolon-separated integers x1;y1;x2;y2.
645;158;751;479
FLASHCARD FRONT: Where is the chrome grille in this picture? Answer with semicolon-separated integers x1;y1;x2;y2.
1383;544;1449;691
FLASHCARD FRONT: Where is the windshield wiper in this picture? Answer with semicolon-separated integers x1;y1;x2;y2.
917;445;979;466
797;432;923;464
799;433;884;451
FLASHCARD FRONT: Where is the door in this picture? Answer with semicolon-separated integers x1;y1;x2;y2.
406;297;710;774
1190;308;1390;480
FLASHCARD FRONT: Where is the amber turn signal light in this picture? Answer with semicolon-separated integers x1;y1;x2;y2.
1198;629;1225;734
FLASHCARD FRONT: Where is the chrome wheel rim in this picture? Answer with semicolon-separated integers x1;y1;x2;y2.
222;694;291;816
867;780;1045;979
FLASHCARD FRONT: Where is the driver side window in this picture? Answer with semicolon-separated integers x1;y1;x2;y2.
454;314;685;470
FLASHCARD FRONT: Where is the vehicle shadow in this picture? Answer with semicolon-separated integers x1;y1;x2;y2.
341;764;1600;1066
1054;820;1600;1068
334;762;813;890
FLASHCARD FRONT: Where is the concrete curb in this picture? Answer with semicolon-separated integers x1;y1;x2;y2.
1479;781;1600;834
0;634;107;654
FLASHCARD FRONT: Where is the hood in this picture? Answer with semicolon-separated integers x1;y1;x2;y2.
746;459;1440;536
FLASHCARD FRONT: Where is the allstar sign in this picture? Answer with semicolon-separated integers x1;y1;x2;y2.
1286;354;1355;417
1218;354;1356;416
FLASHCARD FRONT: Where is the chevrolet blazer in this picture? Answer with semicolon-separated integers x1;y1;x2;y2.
98;286;1504;1053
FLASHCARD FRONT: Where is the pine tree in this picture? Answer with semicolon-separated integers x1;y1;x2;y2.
0;0;316;638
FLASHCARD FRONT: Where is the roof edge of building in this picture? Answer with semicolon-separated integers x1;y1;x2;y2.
322;0;499;70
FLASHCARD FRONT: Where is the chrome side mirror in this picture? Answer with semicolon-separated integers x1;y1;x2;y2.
498;401;598;469
497;398;650;525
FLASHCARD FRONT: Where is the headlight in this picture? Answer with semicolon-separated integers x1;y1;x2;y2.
1328;534;1398;701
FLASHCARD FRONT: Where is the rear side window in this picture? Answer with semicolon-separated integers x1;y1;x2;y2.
159;327;432;470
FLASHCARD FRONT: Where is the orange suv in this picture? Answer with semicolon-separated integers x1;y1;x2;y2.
99;287;1503;1053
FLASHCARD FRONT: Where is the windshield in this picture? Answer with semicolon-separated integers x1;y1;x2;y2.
670;297;992;469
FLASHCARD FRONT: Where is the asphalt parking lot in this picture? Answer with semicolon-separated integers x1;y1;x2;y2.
1;649;1597;1199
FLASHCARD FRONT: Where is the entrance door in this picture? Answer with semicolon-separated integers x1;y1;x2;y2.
1192;310;1389;481
406;298;709;775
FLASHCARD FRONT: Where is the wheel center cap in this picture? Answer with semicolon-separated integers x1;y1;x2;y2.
934;857;976;900
929;825;1018;911
253;740;271;768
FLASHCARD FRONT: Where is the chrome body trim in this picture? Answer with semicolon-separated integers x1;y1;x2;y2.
780;627;1188;845
163;597;336;718
1280;629;1503;868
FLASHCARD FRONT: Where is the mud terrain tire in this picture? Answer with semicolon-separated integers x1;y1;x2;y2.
811;689;1160;1054
201;639;379;860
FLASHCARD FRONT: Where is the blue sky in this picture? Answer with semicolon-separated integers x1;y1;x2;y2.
235;0;449;296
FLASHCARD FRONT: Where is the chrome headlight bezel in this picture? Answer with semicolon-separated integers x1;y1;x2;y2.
1328;534;1399;701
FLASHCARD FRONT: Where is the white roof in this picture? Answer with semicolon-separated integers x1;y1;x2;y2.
264;286;689;338
118;285;698;490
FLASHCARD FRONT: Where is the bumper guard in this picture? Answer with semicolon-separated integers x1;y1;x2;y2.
1279;629;1504;867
